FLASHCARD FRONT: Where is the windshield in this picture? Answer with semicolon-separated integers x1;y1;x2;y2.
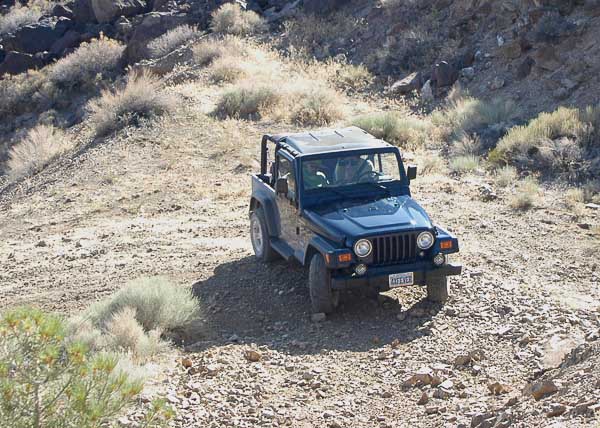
302;152;401;191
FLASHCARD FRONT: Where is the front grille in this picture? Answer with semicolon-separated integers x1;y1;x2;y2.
372;232;418;266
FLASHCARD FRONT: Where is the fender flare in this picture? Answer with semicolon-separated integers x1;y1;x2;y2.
303;235;337;266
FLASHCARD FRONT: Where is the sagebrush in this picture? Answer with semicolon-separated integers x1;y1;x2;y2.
210;3;265;36
353;112;431;148
147;25;200;58
88;71;177;137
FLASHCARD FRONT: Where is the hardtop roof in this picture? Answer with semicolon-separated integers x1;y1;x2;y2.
272;126;393;155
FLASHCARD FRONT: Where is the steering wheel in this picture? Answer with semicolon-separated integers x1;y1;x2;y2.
356;170;379;183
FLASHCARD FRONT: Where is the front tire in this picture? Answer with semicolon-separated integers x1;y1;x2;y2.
250;208;277;262
308;253;337;314
426;277;450;303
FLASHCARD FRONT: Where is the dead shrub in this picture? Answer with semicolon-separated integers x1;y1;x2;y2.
88;71;177;137
192;36;245;66
48;38;125;90
0;70;46;117
353;111;431;148
335;63;373;91
451;133;482;157
448;155;480;175
214;84;281;119
291;88;344;126
418;152;446;175
509;177;540;210
494;165;517;188
210;3;266;36
147;25;200;59
208;56;246;83
5;125;72;179
0;3;44;35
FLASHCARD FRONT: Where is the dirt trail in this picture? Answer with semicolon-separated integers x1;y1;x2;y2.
1;95;599;427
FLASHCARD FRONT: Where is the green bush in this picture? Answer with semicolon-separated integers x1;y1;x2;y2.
0;307;143;428
291;88;343;126
88;277;198;333
353;111;430;148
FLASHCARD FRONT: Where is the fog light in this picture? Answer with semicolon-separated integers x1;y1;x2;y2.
433;253;446;266
355;264;368;276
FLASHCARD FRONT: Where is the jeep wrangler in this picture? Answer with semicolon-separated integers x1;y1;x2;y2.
249;126;462;314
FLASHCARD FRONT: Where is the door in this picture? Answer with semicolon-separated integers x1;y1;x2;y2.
275;153;300;249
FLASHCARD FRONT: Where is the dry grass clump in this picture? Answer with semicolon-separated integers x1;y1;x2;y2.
48;38;125;90
353;111;431;148
215;84;281;120
88;71;177;137
147;25;200;58
448;155;480;174
210;3;265;36
291;87;344;126
0;70;46;117
491;106;600;181
432;93;515;141
509;177;540;210
192;36;245;66
335;63;373;91
0;3;47;35
451;133;482;157
6;125;72;179
494;165;517;187
418;152;446;175
88;277;198;333
208;56;246;83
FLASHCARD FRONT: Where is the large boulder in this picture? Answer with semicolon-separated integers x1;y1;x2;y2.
0;51;44;76
303;0;350;14
389;72;422;95
52;3;75;19
431;61;458;87
91;0;147;23
2;19;70;54
72;0;96;24
50;30;82;55
123;12;189;63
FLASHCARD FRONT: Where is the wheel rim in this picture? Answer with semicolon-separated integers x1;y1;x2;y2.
250;215;264;257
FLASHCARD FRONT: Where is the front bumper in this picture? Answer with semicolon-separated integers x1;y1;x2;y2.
330;263;462;291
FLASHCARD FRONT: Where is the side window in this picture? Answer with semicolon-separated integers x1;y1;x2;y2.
277;155;296;198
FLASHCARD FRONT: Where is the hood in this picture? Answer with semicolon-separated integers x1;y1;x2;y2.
303;195;433;243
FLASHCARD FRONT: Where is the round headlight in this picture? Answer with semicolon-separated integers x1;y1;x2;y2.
433;253;446;266
417;231;434;250
354;239;372;257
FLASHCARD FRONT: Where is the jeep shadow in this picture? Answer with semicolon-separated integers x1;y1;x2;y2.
187;256;443;355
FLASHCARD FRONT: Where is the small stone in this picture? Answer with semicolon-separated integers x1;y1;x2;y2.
454;354;471;366
396;312;407;321
181;357;193;368
460;67;475;80
311;313;326;322
417;392;429;405
546;403;567;417
118;416;130;426
425;405;441;415
244;350;262;362
166;394;180;404
421;80;434;102
506;396;519;407
439;380;454;390
261;409;275;419
36;240;47;247
585;203;600;210
490;77;505;90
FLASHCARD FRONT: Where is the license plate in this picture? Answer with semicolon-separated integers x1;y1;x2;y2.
389;272;414;288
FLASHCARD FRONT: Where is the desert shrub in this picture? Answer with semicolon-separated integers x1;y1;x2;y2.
88;71;177;137
5;125;72;179
208;56;246;83
48;38;125;90
0;4;44;35
291;88;343;126
432;95;515;141
353;111;431;148
335;64;373;91
451;133;482;157
565;188;585;205
494;165;517;187
88;277;198;333
0;71;46;117
215;84;281;119
105;308;169;361
509;177;539;210
419;152;446;175
147;25;200;58
449;155;480;174
0;307;144;428
491;106;600;180
192;36;245;66
210;3;265;36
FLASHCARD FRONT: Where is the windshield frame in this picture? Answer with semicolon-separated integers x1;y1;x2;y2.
297;147;409;208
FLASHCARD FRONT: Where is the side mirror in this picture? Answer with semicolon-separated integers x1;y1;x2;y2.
275;178;288;195
407;165;417;181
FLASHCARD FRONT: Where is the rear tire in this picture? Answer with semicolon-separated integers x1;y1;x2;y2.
250;208;277;262
426;277;449;303
308;253;336;314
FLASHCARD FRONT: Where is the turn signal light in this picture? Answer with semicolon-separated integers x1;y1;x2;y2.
440;240;453;250
338;253;352;263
